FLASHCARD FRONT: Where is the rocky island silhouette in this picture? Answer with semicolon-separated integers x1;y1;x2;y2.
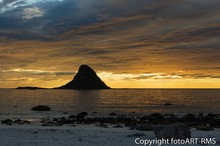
17;65;111;90
57;65;110;90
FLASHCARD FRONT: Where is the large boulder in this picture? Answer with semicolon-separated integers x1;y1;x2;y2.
57;65;110;90
152;124;191;139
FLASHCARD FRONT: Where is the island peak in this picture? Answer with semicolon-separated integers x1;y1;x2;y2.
57;65;110;90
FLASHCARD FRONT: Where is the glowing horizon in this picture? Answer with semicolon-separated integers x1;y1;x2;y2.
1;68;220;88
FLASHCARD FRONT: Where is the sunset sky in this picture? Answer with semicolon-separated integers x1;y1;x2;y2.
0;0;220;88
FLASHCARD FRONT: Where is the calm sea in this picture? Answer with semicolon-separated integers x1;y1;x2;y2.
0;89;219;120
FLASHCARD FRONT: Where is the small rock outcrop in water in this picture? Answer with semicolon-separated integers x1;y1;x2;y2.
31;105;51;111
57;65;110;90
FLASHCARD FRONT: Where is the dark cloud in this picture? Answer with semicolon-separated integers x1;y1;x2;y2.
0;0;220;87
1;0;220;40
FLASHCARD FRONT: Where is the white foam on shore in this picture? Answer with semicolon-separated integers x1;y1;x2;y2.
0;124;219;146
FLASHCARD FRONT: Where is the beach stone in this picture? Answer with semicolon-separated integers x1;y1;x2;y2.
125;119;137;127
183;114;195;121
14;119;24;124
116;117;132;124
135;124;152;131
101;117;116;124
31;105;51;111
109;112;117;116
198;113;211;122
59;117;66;121
23;120;32;124
195;115;206;123
14;119;22;123
41;123;50;126
113;124;123;128
152;124;191;139
149;113;164;123
67;119;75;124
85;117;97;124
80;112;88;116
52;118;59;122
69;115;76;119
164;116;179;124
207;113;218;118
139;115;150;121
195;125;214;131
208;118;220;128
1;119;13;124
97;123;108;128
76;112;88;118
57;117;74;124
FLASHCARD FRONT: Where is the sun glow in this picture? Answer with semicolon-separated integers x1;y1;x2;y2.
1;68;220;88
97;72;220;88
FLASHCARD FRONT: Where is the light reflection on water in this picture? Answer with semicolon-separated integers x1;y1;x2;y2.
0;89;219;120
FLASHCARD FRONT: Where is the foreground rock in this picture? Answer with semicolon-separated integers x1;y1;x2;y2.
57;65;110;90
135;124;152;131
36;112;220;129
152;124;191;139
195;124;214;131
31;105;51;111
1;119;32;125
3;112;218;132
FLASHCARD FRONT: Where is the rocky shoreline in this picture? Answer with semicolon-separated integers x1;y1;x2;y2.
1;112;220;131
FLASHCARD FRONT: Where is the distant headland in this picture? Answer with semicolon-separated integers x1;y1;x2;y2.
16;65;111;90
16;87;46;90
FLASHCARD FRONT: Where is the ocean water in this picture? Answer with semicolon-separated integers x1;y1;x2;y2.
0;89;219;120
